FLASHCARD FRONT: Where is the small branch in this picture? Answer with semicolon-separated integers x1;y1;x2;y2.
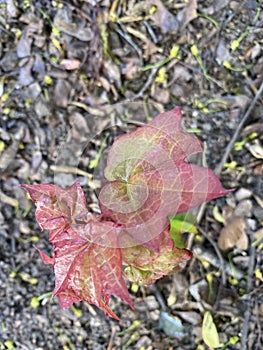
240;240;256;349
50;165;92;179
122;68;158;103
151;284;167;312
197;226;226;287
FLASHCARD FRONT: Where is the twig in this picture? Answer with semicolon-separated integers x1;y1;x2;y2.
0;190;19;207
196;226;227;310
151;284;167;312
255;302;263;350
122;68;158;103
240;241;256;349
107;324;117;350
197;226;226;287
215;80;263;175
114;23;142;56
50;165;92;179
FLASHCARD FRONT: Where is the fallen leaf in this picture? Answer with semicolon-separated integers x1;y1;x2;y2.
17;31;32;58
6;0;18;18
54;80;71;108
176;311;201;326
103;60;121;88
216;39;231;65
0;51;18;72
147;0;179;33
18;57;34;87
235;188;252;201
202;311;221;348
32;54;46;77
177;0;198;29
218;216;248;251
246;140;263;159
54;17;93;42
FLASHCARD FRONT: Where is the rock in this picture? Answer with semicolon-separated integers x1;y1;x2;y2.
175;311;201;325
158;311;185;338
145;295;159;310
235;188;252;201
234;200;253;217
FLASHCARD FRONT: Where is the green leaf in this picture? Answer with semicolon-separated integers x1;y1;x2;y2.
169;213;197;248
202;311;221;348
212;206;225;224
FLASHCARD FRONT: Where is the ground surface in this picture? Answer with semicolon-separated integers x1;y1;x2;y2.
0;1;263;349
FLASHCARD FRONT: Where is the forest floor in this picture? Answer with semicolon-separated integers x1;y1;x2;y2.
0;1;263;349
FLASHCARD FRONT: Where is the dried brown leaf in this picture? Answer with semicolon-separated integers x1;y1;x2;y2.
177;0;198;28
103;60;121;88
18;57;34;87
6;0;18;18
246;140;263;159
216;40;230;65
17;32;32;58
54;17;93;42
54;80;71;108
147;0;179;33
218;216;248;251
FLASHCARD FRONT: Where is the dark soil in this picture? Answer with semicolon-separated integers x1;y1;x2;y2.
0;1;262;349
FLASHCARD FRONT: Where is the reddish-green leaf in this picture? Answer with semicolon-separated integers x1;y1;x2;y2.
21;181;133;320
122;231;192;285
99;107;231;248
20;181;89;242
21;106;232;321
51;223;133;319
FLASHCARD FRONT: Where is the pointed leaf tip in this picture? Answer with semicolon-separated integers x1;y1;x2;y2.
33;245;54;264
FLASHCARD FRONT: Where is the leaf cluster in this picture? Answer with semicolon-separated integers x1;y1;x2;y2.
21;107;231;320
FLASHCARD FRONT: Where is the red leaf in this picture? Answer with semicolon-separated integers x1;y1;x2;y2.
20;180;90;242
33;245;54;264
21;180;133;320
51;222;133;319
99;107;232;249
21;106;233;320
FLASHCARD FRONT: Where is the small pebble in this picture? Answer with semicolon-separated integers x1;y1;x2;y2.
246;218;257;230
150;309;160;321
235;188;252;201
145;295;159;310
234;200;253;217
19;220;31;234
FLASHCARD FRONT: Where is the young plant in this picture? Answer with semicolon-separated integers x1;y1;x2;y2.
21;107;231;320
